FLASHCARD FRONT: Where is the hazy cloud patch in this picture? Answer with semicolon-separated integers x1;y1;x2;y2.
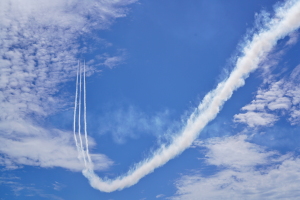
171;135;300;200
234;64;300;127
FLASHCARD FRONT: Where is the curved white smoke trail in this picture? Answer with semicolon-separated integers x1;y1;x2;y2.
74;0;300;192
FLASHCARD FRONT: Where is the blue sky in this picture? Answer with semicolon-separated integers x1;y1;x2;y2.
1;0;300;199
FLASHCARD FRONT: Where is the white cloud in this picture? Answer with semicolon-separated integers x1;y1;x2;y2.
103;56;124;68
0;120;112;171
171;135;300;200
156;194;165;198
234;112;278;127
53;181;66;191
234;64;300;126
286;31;299;46
0;0;136;170
94;50;127;68
98;106;175;144
203;135;275;168
0;0;136;121
268;97;291;110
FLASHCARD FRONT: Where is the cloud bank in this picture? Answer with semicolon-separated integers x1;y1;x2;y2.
171;135;300;200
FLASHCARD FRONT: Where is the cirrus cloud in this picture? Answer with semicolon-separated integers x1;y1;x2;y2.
0;0;136;171
171;135;300;200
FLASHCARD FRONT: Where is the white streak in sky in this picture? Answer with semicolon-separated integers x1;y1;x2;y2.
78;63;87;166
73;62;80;153
74;62;92;168
74;0;300;192
84;61;92;164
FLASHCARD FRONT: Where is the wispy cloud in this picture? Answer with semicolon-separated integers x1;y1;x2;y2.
234;64;300;127
234;112;278;127
97;105;175;144
156;194;165;198
0;119;112;171
53;181;66;191
0;0;136;171
0;176;64;200
171;135;300;200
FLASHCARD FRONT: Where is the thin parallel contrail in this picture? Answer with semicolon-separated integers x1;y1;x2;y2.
73;61;80;152
78;62;87;166
84;60;92;164
76;0;300;193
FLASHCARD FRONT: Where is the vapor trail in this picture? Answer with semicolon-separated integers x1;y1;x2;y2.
73;61;80;153
78;0;300;192
84;61;92;164
78;63;87;166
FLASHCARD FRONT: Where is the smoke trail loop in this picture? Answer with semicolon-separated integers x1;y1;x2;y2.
74;0;300;193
